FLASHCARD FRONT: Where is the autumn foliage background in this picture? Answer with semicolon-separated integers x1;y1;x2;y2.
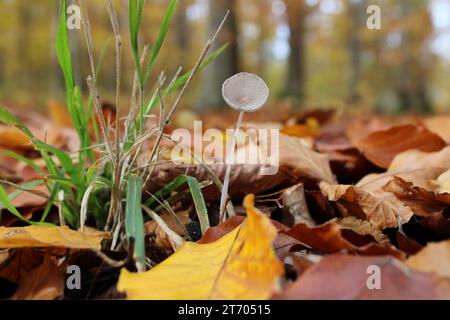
1;0;450;113
0;0;450;300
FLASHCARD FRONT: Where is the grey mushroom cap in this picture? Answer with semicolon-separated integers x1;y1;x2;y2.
222;72;269;112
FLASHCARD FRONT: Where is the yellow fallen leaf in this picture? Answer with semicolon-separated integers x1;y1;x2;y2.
406;240;450;279
0;225;107;250
118;194;284;300
0;126;32;149
47;100;73;128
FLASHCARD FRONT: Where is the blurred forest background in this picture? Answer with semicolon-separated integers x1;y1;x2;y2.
0;0;449;116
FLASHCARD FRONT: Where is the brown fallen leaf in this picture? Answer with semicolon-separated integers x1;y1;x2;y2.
424;115;450;144
274;254;450;299
279;134;335;183
388;146;450;173
383;176;450;217
198;216;245;244
147;134;335;201
345;115;397;147
418;211;450;240
336;217;387;243
406;240;450;279
0;249;44;282
315;121;355;154
0;225;108;250
355;124;446;168
357;167;446;193
145;210;191;254
319;182;413;229
396;231;423;255
10;254;66;300
283;220;404;259
350;167;448;223
279;183;314;227
9;183;49;209
304;190;337;224
147;163;293;202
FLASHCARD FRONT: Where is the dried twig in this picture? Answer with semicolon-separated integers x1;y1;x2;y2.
106;0;122;166
86;76;115;166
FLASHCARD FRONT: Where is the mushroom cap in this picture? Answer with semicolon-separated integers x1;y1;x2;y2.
222;72;269;112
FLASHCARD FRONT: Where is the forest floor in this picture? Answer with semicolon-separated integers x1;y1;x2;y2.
0;104;449;299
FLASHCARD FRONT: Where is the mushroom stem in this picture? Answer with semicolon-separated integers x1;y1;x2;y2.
219;110;245;220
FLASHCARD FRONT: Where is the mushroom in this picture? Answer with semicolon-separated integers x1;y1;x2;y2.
219;72;269;219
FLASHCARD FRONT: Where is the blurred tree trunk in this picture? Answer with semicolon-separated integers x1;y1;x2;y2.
196;0;239;110
284;0;306;101
0;48;4;85
175;0;189;51
255;0;272;76
346;0;364;103
16;1;32;89
396;0;432;113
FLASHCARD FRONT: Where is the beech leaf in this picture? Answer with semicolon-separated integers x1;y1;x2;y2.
0;226;108;250
117;194;284;299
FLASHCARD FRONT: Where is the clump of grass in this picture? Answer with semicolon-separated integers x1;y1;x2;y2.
0;0;228;270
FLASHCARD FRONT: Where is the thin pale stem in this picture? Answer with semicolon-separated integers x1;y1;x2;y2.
219;111;244;221
106;0;122;166
86;76;116;167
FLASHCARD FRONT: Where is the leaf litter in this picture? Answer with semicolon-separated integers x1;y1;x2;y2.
2;105;450;300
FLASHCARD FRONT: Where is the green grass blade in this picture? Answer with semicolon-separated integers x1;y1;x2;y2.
0;107;33;138
145;175;189;207
168;43;229;95
125;175;146;271
0;184;32;224
0;107;79;185
33;141;75;176
144;43;228;114
46;176;77;188
56;0;75;111
144;175;209;234
3;180;43;204
0;180;52;226
40;182;60;222
185;176;209;235
0;108;66;178
86;38;111;146
129;0;145;88
143;0;178;83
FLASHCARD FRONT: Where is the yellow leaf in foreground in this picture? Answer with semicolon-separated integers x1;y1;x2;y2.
118;194;284;300
0;226;107;250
